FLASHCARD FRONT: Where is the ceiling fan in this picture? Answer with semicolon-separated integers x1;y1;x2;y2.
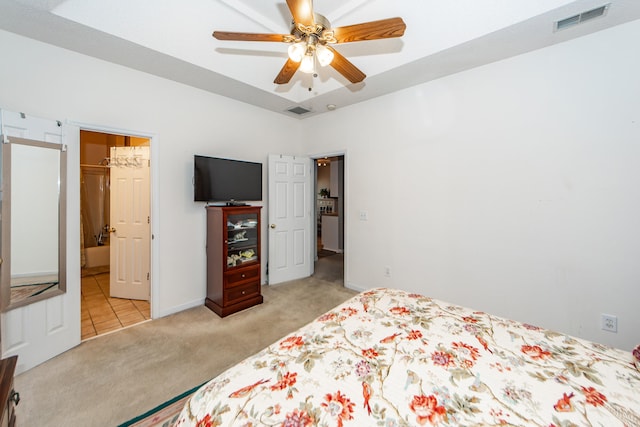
212;0;406;85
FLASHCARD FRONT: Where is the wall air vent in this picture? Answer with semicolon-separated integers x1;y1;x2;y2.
555;4;609;31
287;106;311;115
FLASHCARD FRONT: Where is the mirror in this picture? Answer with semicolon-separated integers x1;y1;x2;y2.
1;136;67;310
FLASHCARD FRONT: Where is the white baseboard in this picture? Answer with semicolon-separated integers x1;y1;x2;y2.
156;298;205;318
344;281;366;293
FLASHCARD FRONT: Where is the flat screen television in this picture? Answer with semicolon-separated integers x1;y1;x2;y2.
194;155;262;203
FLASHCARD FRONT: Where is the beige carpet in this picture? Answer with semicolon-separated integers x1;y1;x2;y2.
15;260;354;426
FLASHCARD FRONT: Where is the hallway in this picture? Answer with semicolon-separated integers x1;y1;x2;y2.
81;269;150;340
313;248;344;284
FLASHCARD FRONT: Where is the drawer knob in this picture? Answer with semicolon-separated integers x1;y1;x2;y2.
242;291;246;295
241;274;245;278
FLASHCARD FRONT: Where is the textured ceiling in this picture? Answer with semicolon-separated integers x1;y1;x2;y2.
1;0;639;118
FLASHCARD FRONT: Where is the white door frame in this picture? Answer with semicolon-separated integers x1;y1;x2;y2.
309;150;347;283
72;121;159;318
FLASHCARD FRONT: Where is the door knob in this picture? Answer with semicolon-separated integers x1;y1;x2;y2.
109;228;117;233
10;390;20;405
270;224;276;229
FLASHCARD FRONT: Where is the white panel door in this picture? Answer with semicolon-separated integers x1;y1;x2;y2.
110;146;150;300
0;110;81;374
268;154;312;284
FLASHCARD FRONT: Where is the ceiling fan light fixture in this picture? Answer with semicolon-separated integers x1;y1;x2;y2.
300;54;315;73
316;44;334;67
288;42;306;62
213;2;406;85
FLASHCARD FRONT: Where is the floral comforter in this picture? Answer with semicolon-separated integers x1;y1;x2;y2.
175;288;640;426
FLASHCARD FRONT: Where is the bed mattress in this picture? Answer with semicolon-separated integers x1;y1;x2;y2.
176;287;640;426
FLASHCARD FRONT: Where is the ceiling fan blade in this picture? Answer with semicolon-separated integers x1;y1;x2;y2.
329;17;406;43
274;58;301;84
213;31;289;42
287;0;315;27
326;46;366;84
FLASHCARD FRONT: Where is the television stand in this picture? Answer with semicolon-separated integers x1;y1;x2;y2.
205;206;263;317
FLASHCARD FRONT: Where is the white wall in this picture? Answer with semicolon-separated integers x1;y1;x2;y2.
0;29;304;318
303;20;640;351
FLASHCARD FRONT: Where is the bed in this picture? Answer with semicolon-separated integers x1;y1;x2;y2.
175;288;640;426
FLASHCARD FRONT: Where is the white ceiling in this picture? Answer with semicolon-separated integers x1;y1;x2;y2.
1;0;639;118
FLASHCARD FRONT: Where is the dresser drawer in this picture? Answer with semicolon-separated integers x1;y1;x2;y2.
224;265;259;288
225;281;260;305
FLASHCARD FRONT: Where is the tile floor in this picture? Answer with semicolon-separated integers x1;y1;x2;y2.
81;271;151;340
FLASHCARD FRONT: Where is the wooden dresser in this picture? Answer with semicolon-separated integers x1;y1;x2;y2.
0;356;18;427
205;206;263;317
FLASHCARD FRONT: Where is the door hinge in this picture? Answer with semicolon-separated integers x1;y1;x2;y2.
147;216;150;224
147;272;150;281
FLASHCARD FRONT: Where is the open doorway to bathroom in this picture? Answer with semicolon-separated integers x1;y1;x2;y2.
80;130;151;340
313;155;344;284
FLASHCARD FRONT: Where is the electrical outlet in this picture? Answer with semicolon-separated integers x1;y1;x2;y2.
359;211;368;221
384;266;391;277
601;314;617;333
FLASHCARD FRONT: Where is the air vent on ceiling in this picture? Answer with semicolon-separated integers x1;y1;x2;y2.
287;106;312;115
555;4;609;31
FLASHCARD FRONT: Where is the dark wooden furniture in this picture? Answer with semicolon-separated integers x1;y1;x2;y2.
205;206;263;317
0;356;18;427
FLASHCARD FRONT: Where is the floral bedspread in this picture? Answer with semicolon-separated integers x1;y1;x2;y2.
175;288;640;426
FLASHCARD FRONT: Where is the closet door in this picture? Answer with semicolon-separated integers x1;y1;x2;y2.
0;110;81;374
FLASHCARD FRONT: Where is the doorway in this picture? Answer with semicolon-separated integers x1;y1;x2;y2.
313;155;344;284
79;130;151;340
